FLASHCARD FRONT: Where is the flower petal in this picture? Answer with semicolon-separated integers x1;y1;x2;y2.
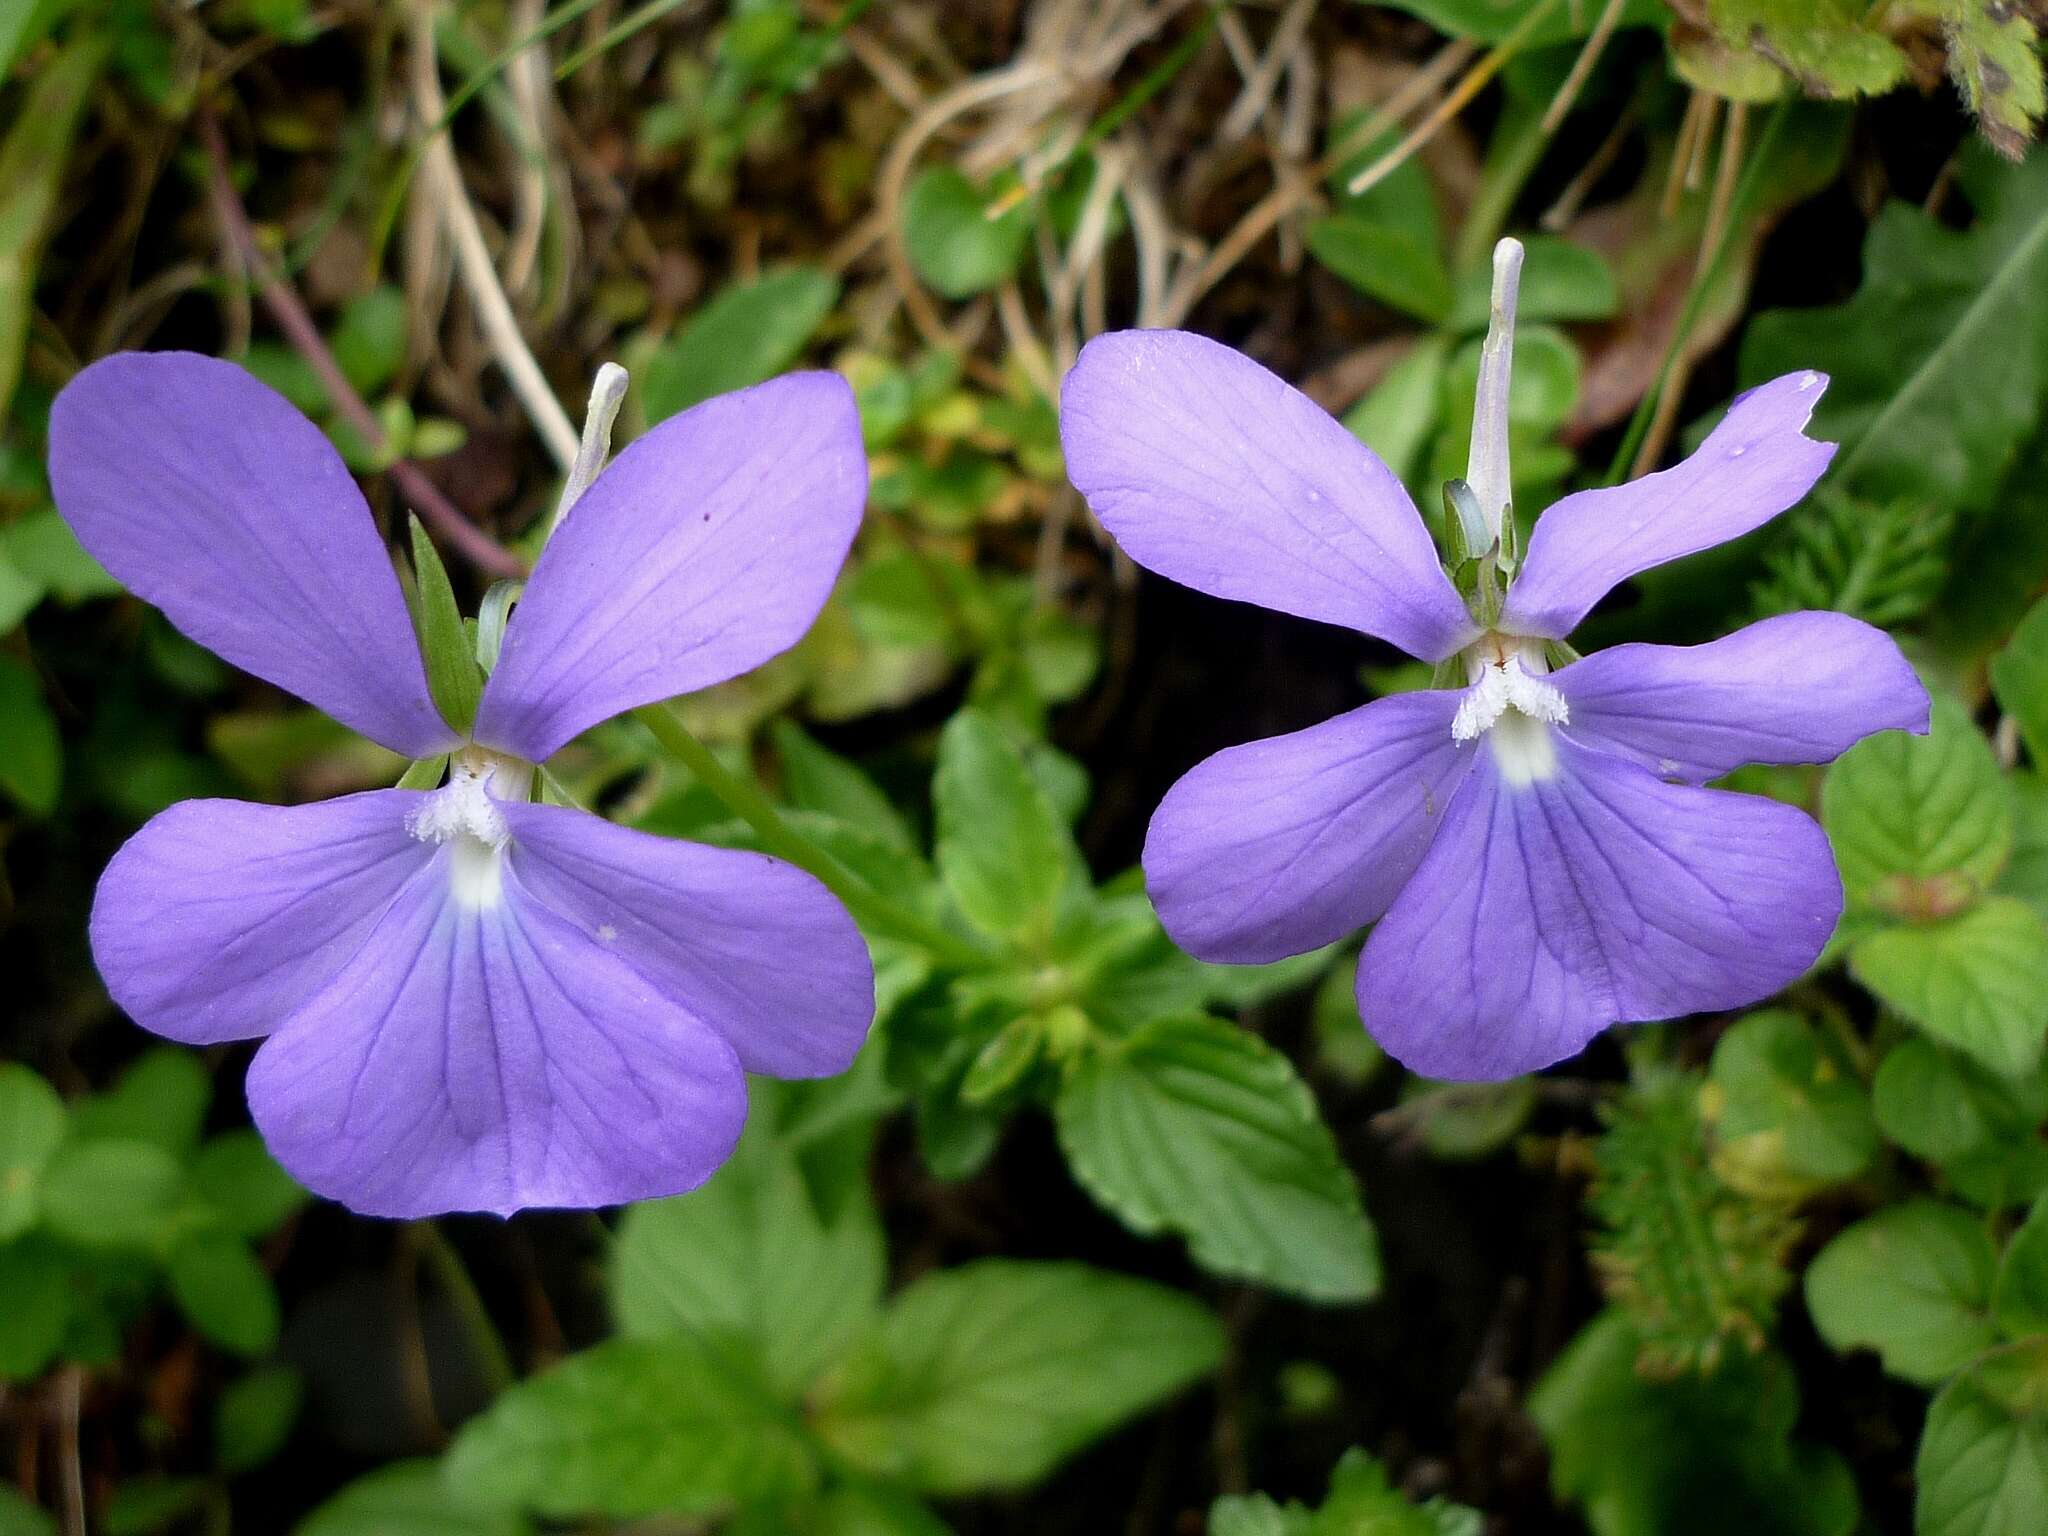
246;851;747;1217
1060;330;1477;662
1553;611;1930;783
1357;734;1841;1080
49;353;457;757
474;373;867;761
1144;690;1473;963
502;801;874;1078
1501;372;1836;640
90;792;430;1045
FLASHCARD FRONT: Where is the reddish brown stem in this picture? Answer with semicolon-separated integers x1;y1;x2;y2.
196;112;527;579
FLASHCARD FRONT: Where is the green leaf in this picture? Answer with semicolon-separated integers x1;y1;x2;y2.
1211;1494;1307;1536
1701;0;1908;97
101;1477;209;1536
39;1139;183;1249
1943;0;2046;161
901;168;1031;300
1742;145;2048;523
1916;1339;2048;1536
0;655;60;814
168;1230;280;1357
642;267;840;421
330;286;409;397
189;1132;308;1238
1211;1446;1482;1536
216;1363;302;1474
1450;235;1616;328
407;517;482;735
0;1064;65;1239
1993;595;2048;770
1361;0;1664;47
1055;1014;1379;1301
0;1237;69;1379
1994;1196;2048;1339
1804;1202;2000;1385
0;1487;55;1536
1750;489;1955;630
295;1461;532;1536
1529;1311;1859;1536
770;720;915;852
1394;1075;1538;1160
1873;1037;2048;1209
444;1335;816;1519
2;508;120;603
1343;335;1448;485
611;1121;885;1399
1851;898;2048;1079
1822;696;2011;915
816;1260;1222;1494
1306;216;1452;323
1706;1010;1878;1190
73;1047;212;1155
932;709;1077;940
0;39;104;420
0;544;40;631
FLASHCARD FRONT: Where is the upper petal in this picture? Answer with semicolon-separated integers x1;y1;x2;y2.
90;791;431;1045
502;801;874;1078
1552;611;1930;783
246;851;748;1218
49;353;457;758
1144;690;1474;964
1501;372;1837;639
1357;733;1842;1080
474;372;867;760
1060;330;1477;662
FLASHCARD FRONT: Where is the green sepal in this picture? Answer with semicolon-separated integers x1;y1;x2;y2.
476;579;523;675
396;754;449;791
406;516;484;735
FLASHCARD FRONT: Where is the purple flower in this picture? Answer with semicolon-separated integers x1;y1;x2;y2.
50;352;875;1216
1058;245;1928;1081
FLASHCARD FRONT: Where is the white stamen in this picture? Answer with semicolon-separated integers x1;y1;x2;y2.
407;748;535;908
1449;635;1568;785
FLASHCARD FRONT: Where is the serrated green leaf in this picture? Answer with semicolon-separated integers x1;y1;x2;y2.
294;1461;532;1536
1055;1014;1379;1301
1994;1196;2048;1339
643;267;840;421
407;517;482;735
1804;1202;2000;1385
1823;697;2011;914
0;1064;65;1239
1703;0;1908;96
932;709;1077;940
1916;1339;2048;1536
1993;595;2048;769
1306;216;1452;323
444;1335;817;1519
1706;1010;1877;1191
815;1260;1222;1494
611;1120;884;1399
901;168;1031;300
215;1363;303;1474
1529;1310;1858;1536
0;655;60;814
1943;0;2046;161
1750;490;1954;629
1851;898;2048;1079
39;1138;183;1250
1873;1037;2048;1209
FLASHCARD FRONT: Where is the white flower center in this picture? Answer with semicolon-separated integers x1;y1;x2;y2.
407;748;535;908
1450;636;1566;787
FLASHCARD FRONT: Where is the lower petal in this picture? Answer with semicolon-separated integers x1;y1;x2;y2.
246;852;747;1218
90;792;430;1045
502;802;874;1079
1144;690;1473;964
1357;734;1841;1080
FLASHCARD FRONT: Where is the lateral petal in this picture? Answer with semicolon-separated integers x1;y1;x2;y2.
1553;611;1929;783
1061;330;1478;662
1144;690;1474;964
49;353;456;757
474;372;866;760
502;801;875;1079
90;792;430;1045
1501;372;1836;640
246;852;748;1218
1357;733;1841;1080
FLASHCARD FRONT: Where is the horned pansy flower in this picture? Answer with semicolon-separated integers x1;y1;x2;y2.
51;351;875;1216
1059;241;1929;1081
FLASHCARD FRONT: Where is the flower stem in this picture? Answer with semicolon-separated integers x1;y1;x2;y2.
413;1222;516;1398
633;703;988;968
